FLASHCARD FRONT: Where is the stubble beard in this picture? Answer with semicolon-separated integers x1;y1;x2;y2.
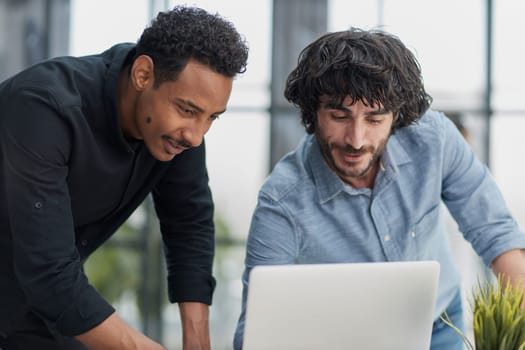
316;133;389;180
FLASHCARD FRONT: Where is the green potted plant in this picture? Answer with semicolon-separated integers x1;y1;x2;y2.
442;275;525;350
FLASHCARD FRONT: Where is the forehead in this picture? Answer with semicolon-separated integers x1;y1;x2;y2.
159;60;233;110
319;95;384;109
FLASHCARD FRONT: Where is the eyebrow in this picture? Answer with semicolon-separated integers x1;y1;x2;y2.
322;102;389;115
177;98;204;113
177;98;227;115
323;102;348;112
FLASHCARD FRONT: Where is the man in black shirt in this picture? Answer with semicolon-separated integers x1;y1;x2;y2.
0;5;248;350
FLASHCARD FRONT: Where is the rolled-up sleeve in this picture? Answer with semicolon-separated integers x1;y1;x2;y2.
152;141;216;305
440;114;525;266
1;89;114;336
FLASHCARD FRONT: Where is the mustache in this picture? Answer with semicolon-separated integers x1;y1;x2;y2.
335;144;374;155
177;139;192;149
163;136;192;149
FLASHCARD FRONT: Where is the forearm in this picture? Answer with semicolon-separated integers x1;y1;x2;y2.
491;248;525;287
75;312;165;350
179;302;211;350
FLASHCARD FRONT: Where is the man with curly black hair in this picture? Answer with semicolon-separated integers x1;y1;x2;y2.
0;5;247;350
234;28;525;349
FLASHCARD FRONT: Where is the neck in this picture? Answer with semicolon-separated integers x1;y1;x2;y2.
118;70;140;139
344;163;379;189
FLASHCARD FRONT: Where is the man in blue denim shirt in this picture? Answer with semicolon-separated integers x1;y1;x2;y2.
234;28;525;349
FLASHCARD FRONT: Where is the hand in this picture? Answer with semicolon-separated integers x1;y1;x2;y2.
118;322;166;350
75;312;166;350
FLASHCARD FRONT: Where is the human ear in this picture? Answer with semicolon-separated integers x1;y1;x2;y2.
393;112;400;122
130;55;154;91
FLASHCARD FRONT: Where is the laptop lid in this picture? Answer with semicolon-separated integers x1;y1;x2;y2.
242;260;440;350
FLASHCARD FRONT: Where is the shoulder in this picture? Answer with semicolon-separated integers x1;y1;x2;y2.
394;109;451;148
388;109;468;173
259;136;313;203
408;109;448;133
0;44;134;110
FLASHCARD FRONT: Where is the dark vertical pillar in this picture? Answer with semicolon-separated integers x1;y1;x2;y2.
269;0;328;170
45;0;70;59
139;197;164;343
0;0;69;81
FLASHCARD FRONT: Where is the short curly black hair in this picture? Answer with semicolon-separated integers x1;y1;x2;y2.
134;5;248;86
284;28;432;134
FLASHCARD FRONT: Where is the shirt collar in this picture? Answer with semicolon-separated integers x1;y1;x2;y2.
382;133;412;175
306;133;412;203
102;43;137;152
306;136;347;203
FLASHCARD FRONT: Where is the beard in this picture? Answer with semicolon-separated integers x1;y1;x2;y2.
316;132;389;182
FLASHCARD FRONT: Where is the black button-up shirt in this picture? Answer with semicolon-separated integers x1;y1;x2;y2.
0;43;215;337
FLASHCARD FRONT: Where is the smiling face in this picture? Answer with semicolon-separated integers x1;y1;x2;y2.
315;96;396;189
120;56;233;161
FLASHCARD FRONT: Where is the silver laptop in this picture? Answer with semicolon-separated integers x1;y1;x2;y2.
242;261;440;350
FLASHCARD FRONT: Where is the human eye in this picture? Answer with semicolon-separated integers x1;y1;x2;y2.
367;118;383;125
177;104;194;116
330;112;347;121
367;109;389;125
210;114;220;121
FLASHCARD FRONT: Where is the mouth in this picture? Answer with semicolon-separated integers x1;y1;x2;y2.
163;137;188;156
336;144;371;163
340;149;367;163
343;154;361;162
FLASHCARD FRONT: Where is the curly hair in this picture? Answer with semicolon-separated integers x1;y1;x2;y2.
134;6;249;86
284;28;432;134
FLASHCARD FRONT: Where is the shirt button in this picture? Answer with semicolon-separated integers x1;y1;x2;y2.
80;239;88;247
384;234;391;242
34;202;43;209
410;231;416;238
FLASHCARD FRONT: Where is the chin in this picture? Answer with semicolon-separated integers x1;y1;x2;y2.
160;154;176;162
148;149;175;162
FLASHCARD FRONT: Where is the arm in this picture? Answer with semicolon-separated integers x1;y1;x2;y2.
179;302;210;350
491;249;525;288
1;85;168;348
1;90;117;336
234;191;298;350
152;143;215;347
440;113;525;266
75;312;165;350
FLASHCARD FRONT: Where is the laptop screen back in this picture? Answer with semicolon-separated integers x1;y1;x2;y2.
242;261;440;350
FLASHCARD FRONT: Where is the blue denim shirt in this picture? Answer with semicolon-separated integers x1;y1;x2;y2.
233;110;525;349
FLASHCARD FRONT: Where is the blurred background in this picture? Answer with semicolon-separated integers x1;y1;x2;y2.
1;0;524;348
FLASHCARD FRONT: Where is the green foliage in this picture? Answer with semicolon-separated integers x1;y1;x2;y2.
442;275;525;350
84;223;141;303
213;211;237;280
472;276;525;350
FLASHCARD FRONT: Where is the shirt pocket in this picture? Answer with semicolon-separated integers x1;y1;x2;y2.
409;206;441;259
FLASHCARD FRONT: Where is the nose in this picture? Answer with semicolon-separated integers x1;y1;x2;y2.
181;121;210;148
181;128;203;148
344;120;366;149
